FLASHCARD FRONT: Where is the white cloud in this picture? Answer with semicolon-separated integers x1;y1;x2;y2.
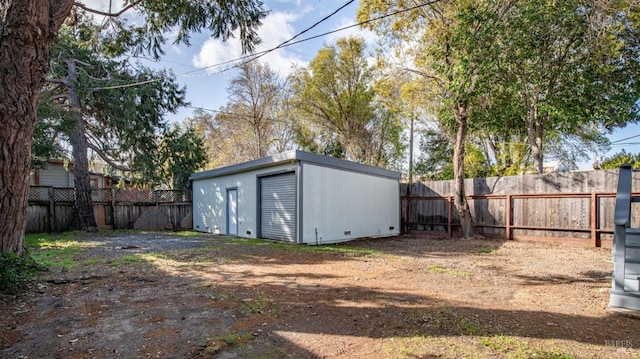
192;11;307;77
81;0;124;12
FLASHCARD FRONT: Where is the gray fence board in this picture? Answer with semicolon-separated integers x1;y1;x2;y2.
27;187;192;233
403;168;640;246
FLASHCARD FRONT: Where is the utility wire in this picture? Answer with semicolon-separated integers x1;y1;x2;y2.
610;133;640;144
96;0;355;90
94;0;442;90
278;0;355;49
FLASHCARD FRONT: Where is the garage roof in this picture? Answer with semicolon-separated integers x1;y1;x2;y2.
189;150;402;181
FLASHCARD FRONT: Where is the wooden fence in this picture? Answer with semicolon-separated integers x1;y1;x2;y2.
401;168;640;248
28;169;640;247
27;187;192;233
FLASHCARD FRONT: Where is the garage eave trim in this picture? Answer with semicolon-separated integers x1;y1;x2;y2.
189;150;401;181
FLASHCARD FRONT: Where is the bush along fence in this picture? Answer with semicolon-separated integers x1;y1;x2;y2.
27;187;192;233
401;168;640;248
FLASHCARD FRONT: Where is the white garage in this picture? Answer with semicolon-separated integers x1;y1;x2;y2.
189;150;401;244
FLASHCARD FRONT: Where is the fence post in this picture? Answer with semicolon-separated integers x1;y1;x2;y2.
505;194;512;240
48;186;55;233
591;192;600;247
447;196;452;237
111;187;117;230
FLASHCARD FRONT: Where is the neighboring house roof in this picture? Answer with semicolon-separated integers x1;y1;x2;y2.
190;150;402;181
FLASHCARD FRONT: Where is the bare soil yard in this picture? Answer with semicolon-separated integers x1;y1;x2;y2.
1;232;639;358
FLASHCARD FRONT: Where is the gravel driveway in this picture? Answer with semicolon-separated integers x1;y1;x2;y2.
75;231;214;255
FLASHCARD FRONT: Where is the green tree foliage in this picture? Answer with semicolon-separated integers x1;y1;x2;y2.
359;0;640;235
31;92;73;169
371;74;411;171
415;129;489;181
159;123;207;191
0;0;265;254
291;36;403;167
595;150;640;170
359;0;508;236
79;0;267;58
414;129;454;181
43;22;187;229
495;0;640;173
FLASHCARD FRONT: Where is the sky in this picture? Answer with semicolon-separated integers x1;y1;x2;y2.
84;0;638;170
132;0;374;124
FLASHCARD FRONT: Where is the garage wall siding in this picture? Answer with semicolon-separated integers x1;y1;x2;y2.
192;163;297;237
301;163;400;244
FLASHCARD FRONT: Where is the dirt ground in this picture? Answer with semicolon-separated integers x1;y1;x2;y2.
1;232;639;358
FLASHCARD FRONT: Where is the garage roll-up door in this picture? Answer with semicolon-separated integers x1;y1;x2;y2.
260;172;296;242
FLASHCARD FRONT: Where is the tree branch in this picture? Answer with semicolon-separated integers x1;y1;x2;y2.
86;141;134;172
73;1;141;18
45;77;71;87
49;93;70;102
400;66;446;88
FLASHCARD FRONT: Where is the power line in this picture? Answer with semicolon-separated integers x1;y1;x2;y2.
95;0;355;90
610;133;640;144
277;0;355;49
94;0;442;90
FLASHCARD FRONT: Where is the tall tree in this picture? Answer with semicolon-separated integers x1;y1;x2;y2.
44;23;187;230
196;61;294;167
1;0;266;254
595;149;640;170
291;37;401;166
359;0;512;237
225;61;291;159
496;0;640;173
188;109;223;169
158;122;207;191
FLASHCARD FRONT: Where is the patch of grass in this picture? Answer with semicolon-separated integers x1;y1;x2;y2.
82;258;101;266
244;295;270;314
25;233;83;268
428;307;488;336
25;232;83;249
31;246;79;268
224;237;382;257
144;252;167;259
530;351;574;359
204;332;252;354
474;248;498;255
385;335;436;358
24;232;104;268
110;255;147;267
456;317;486;336
172;230;206;237
427;264;469;277
480;335;524;352
480;336;575;359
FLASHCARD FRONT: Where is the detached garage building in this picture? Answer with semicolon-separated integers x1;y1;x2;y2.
190;150;401;244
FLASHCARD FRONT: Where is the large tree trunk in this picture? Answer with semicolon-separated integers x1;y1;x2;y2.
66;62;97;229
526;94;544;174
69;112;97;230
453;103;476;238
0;1;73;254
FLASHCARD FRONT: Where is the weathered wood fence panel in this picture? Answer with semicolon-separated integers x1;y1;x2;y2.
27;187;192;233
402;169;640;247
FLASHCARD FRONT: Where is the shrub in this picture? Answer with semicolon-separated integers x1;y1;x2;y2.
0;253;44;295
